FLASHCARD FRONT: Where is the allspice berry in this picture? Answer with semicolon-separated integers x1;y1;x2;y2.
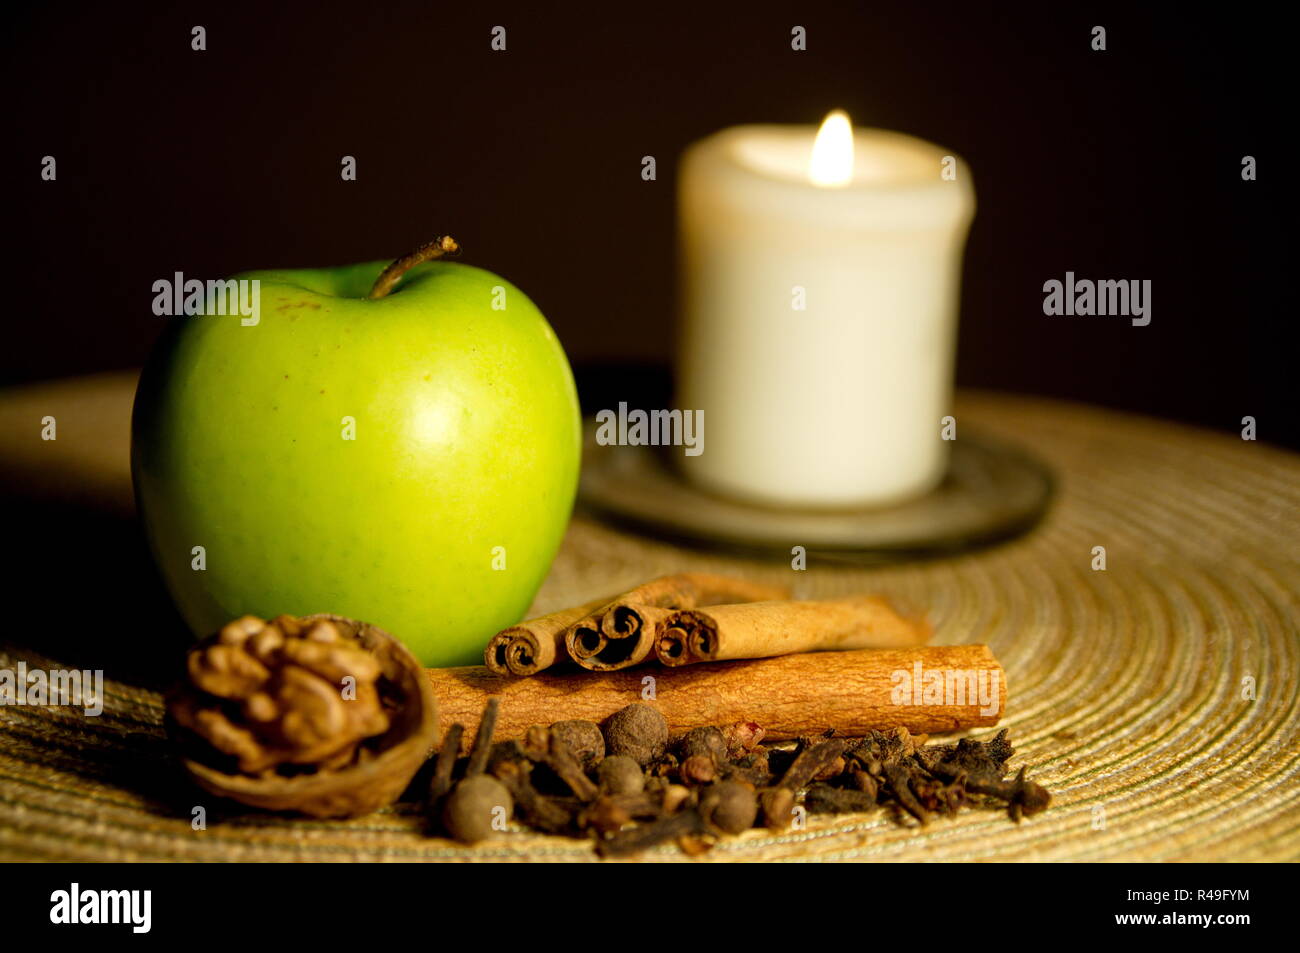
597;754;645;795
550;720;606;768
700;781;758;835
602;703;668;767
442;775;513;844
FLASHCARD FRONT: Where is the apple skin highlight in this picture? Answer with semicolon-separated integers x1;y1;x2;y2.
132;258;582;667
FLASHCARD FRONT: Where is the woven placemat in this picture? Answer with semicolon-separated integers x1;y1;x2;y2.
1;372;1297;861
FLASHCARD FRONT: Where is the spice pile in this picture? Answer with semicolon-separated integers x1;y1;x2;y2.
164;607;1048;856
431;699;1051;857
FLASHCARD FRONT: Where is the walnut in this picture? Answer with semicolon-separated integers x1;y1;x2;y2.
167;613;438;818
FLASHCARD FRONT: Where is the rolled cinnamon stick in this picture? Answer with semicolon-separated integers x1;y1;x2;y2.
564;573;790;673
430;645;1005;750
655;595;931;667
484;596;612;676
569;604;676;672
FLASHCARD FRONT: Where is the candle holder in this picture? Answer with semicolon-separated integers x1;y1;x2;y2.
578;425;1053;560
676;116;976;508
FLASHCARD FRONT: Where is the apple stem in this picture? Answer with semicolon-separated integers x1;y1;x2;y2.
367;236;461;299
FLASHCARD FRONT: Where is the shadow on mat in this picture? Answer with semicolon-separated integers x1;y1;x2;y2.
0;498;190;692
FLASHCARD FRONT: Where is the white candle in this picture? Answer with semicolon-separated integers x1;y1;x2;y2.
677;111;976;507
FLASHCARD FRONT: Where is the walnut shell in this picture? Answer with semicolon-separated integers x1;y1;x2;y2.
170;614;438;819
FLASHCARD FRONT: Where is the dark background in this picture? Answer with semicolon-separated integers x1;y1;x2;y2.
4;2;1291;445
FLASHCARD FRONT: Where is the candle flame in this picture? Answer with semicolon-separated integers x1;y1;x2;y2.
809;110;854;187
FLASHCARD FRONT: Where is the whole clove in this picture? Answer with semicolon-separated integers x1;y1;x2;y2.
543;733;600;802
680;726;728;764
724;764;772;788
678;726;728;784
779;738;848;789
912;729;1048;820
927;759;1048;821
680;754;718;784
846;728;933;823
597;808;708;858
813;755;847;782
492;758;575;834
883;761;931;825
428;723;464;803
804;782;876;815
519;723;601;801
580;796;635;836
719;720;766;758
579;792;663;834
847;766;878;801
722;747;773;788
464;698;501;776
925;729;1016;774
762;737;848;829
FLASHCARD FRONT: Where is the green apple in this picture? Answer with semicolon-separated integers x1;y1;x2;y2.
132;242;581;666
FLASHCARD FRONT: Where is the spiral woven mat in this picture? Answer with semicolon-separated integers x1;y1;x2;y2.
0;372;1296;861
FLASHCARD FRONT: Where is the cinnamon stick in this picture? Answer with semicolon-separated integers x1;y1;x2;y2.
568;604;676;672
564;573;790;673
655;595;931;667
429;645;1005;750
484;596;612;676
